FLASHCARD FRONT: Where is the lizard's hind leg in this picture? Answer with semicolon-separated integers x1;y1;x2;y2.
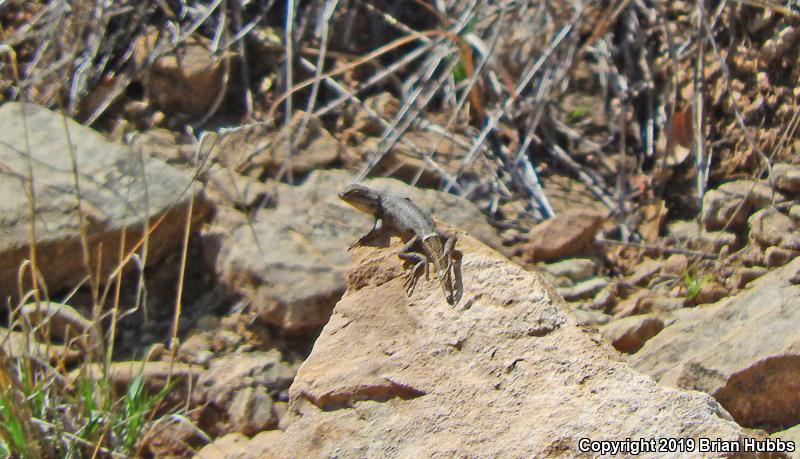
399;236;427;295
440;232;457;274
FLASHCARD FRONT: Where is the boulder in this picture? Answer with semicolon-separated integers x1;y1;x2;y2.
192;431;284;459
0;103;210;301
216;169;500;332
662;253;690;277
628;258;662;286
765;246;799;268
701;180;782;230
772;163;800;194
71;361;202;395
667;219;736;251
749;208;800;250
526;209;606;262
268;226;745;457
540;258;596;282
557;277;609;301
630;256;800;429
196;351;298;435
192;433;249;459
359;130;471;188
134;30;226;117
601;314;666;354
0;327;79;364
216;111;341;179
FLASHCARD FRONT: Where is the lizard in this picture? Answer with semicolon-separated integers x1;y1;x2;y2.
338;184;459;305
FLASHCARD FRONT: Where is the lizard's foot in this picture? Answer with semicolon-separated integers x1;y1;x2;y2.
403;269;419;295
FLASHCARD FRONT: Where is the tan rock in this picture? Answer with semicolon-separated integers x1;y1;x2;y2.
662;254;690;277
0;327;79;364
193;430;284;459
198;352;296;402
206;164;273;210
628;258;662;286
351;93;400;136
540;257;596;282
771;424;800;457
272;401;289;428
569;307;611;326
364;130;472;188
667;219;736;251
130;129;195;165
227;386;277;435
701;180;783;230
612;290;650;317
192;432;249;459
557;277;609;301
217;170;500;332
765;246;799;268
246;430;283;453
730;266;769;289
638;296;686;313
735;243;766;267
196;351;296;435
631;256;800;429
269;227;744;457
749;208;799;249
0;103;210;301
771;163;800;194
526;209;606;261
134;30;226;117
71;361;202;394
601;314;665;354
179;331;213;365
693;281;728;305
19;301;94;345
216;111;341;179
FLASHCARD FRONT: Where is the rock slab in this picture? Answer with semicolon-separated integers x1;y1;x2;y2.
269;227;744;457
0;103;210;300
631;256;800;430
216;169;501;333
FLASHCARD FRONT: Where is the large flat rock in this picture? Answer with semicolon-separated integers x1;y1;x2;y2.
268;227;746;457
216;169;501;333
0;102;210;299
630;256;800;430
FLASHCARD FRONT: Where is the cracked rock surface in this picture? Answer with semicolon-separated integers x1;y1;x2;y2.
268;225;746;457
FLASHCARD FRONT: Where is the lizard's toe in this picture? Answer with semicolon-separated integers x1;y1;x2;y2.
403;271;418;295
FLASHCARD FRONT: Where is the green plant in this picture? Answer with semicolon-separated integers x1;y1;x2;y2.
566;104;592;124
0;359;177;458
683;269;711;299
114;372;176;454
452;59;468;83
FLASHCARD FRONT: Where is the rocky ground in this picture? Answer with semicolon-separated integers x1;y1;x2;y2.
3;1;800;458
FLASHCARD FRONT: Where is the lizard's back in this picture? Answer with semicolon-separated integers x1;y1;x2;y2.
380;194;438;239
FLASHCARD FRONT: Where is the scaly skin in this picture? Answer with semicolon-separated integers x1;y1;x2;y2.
422;234;454;301
339;184;458;305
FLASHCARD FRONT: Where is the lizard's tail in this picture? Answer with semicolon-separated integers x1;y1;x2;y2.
437;267;455;305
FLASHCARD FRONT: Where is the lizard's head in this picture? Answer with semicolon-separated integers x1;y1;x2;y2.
338;184;380;214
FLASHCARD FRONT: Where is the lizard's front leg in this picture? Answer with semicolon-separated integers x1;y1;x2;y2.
349;218;383;250
398;236;427;294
